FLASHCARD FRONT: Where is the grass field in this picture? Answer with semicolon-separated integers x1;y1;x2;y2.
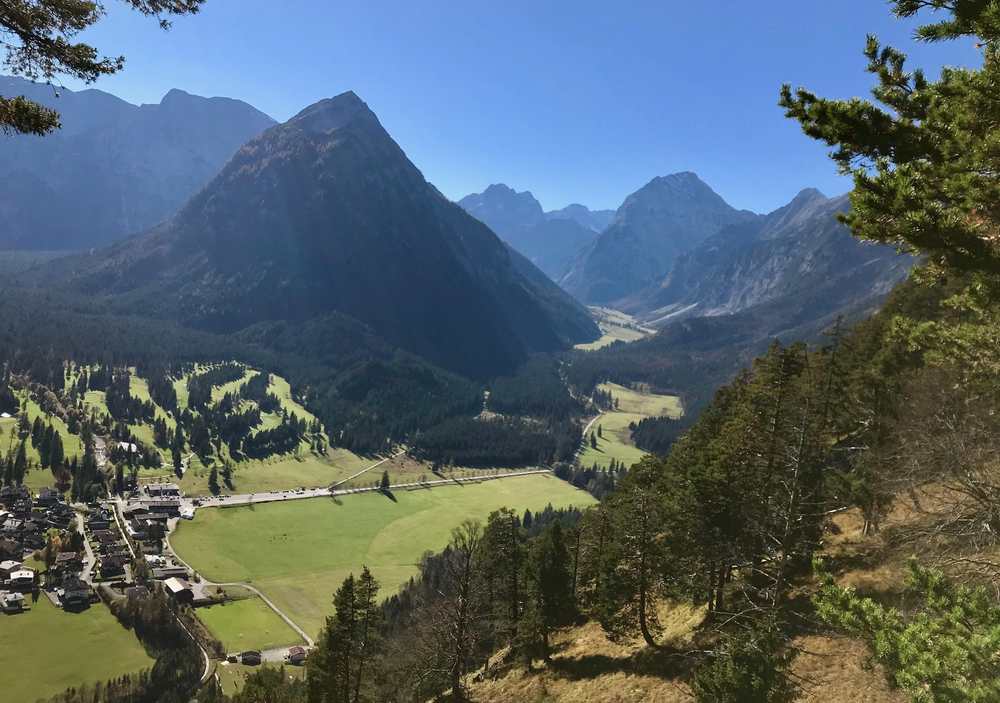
216;663;305;696
198;596;304;652
577;383;684;470
179;448;372;495
575;307;654;351
172;474;595;639
0;596;153;702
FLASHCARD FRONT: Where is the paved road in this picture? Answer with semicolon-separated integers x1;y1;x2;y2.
72;507;97;584
190;466;550;510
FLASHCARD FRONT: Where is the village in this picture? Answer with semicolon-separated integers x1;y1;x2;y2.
0;479;306;670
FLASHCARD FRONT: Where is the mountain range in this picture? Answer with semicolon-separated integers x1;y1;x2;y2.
1;76;911;390
458;184;612;279
626;187;910;328
0;76;276;250
39;92;598;379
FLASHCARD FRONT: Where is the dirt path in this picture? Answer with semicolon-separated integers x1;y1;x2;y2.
329;450;404;489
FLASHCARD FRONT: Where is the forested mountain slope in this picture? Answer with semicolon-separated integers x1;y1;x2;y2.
39;92;598;379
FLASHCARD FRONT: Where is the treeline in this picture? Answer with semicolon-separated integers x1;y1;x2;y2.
410;416;579;468
486;356;583;419
552;460;624;500
187;363;245;410
629;416;682;455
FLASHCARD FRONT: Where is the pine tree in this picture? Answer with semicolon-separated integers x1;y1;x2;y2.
309;574;358;703
521;522;574;662
13;440;27;485
483;508;524;642
351;567;382;703
781;1;1000;276
48;431;64;470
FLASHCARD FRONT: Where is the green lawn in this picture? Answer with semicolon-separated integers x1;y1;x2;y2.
172;474;595;639
198;596;304;652
0;596;153;702
180;448;372;496
577;383;684;470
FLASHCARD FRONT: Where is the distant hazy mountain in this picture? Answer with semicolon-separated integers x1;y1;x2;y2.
46;92;598;379
545;203;615;232
458;184;608;279
560;172;756;304
0;76;276;250
627;188;911;328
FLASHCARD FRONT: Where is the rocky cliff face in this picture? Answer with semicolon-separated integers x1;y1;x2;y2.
631;189;911;328
559;172;756;304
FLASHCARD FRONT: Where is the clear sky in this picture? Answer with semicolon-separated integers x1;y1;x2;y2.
66;0;980;213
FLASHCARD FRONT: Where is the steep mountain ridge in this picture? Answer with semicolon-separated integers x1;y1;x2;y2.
560;172;756;304
44;92;598;379
0;76;276;250
630;189;910;327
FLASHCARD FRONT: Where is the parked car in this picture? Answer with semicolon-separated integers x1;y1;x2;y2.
240;650;262;666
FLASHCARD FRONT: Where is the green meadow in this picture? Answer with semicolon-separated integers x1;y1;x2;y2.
173;474;595;639
0;596;153;702
577;382;684;470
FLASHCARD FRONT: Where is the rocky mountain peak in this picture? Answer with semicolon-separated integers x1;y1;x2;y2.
288;91;376;135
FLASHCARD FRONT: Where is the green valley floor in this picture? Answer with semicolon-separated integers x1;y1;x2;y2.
172;474;595;639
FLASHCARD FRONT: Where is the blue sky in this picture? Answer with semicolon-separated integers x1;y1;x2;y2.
68;0;980;213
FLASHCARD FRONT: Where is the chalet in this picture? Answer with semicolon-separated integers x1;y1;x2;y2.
0;591;25;613
153;566;189;580
240;650;262;666
100;556;128;579
87;512;111;531
126;519;148;540
35;487;61;507
122;503;149;518
45;509;73;529
93;530;119;546
126;498;181;518
54;552;83;574
8;567;34;590
146;484;180;498
287;646;307;665
0;485;29;507
60;577;92;611
163;577;194;605
22;530;44;550
0;560;20;578
144;512;170;524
